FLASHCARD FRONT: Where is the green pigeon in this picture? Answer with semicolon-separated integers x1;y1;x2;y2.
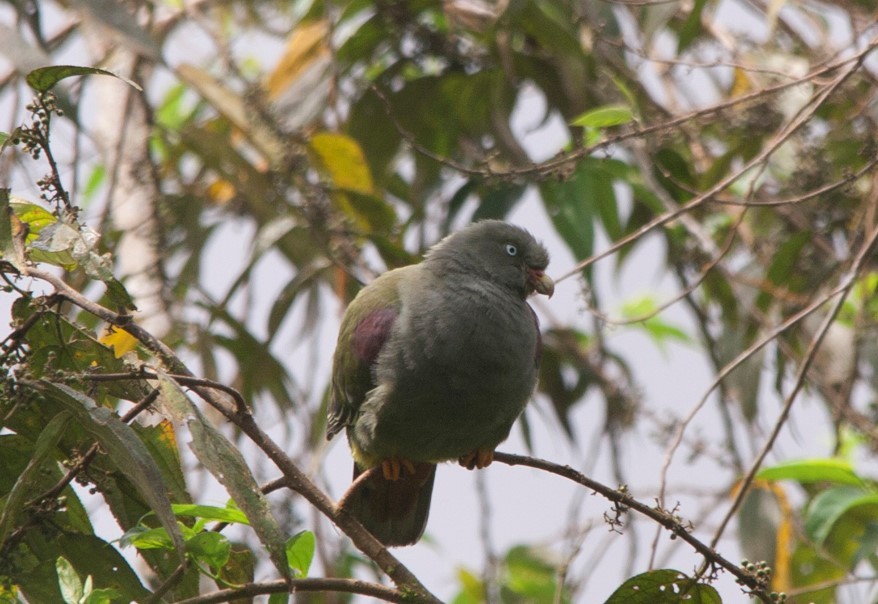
327;220;553;546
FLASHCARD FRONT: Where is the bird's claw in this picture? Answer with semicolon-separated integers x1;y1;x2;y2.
459;448;494;470
380;457;417;481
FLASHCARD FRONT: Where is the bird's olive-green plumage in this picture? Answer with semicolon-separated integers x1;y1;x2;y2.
328;220;553;546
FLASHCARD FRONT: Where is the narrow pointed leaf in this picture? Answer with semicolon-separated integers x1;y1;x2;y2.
156;376;291;579
170;503;249;525
24;380;185;560
0;189;26;269
758;458;864;486
26;65;141;93
0;411;71;548
571;104;634;129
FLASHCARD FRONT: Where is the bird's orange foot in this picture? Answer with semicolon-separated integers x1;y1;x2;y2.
380;457;417;481
459;448;494;470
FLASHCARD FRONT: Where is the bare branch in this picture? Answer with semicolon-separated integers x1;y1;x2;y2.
706;224;878;552
492;452;773;602
173;577;411;604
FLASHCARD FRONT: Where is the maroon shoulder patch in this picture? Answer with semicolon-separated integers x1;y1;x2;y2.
352;308;397;365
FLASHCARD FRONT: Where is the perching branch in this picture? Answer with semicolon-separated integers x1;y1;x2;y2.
173;577;411;604
492;451;774;603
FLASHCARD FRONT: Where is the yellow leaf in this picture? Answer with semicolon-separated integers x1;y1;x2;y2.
308;132;375;195
156;419;179;449
767;480;793;593
100;326;138;358
730;67;751;97
207;179;237;206
264;20;331;102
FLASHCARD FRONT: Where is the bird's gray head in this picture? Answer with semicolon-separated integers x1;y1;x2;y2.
425;220;554;299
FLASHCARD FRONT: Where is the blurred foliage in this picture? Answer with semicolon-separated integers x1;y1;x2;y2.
1;0;878;602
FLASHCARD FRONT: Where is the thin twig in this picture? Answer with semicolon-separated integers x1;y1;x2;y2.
82;370;248;415
492;452;773;602
654;42;875;510
705;224;878;555
378;38;878;186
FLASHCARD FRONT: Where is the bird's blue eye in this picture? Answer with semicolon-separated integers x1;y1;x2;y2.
505;244;518;256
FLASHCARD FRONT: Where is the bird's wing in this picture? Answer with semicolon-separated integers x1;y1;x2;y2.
326;267;409;440
528;303;542;367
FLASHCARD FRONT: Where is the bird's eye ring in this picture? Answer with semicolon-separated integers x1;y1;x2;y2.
505;244;518;256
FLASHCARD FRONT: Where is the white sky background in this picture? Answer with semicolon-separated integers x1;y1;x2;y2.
1;1;877;602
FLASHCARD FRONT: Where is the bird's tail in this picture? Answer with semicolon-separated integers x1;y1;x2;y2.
340;462;436;546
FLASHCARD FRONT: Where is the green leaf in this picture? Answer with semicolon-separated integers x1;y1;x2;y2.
805;486;878;546
120;525;176;550
472;184;527;221
339;190;397;232
503;545;567;602
55;557;83;604
10;199;57;240
186;531;231;572
82;165;107;203
285;530;315;577
539;163;596;270
571;104;634;129
26;65;141;93
756;231;810;312
137;421;189;504
757;458;864;486
55;534;149;601
268;594;291;604
170;503;250;525
10;298;149;404
603;569;722;603
102;277;137;311
157;376;291;579
81;588;122;604
25;381;185;560
789;542;843;603
0;189;25;269
21;215;134;309
0;411;71;548
27;222;80;269
620;295;691;351
677;0;708;52
219;544;257;590
853;521;878;566
452;567;484;604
